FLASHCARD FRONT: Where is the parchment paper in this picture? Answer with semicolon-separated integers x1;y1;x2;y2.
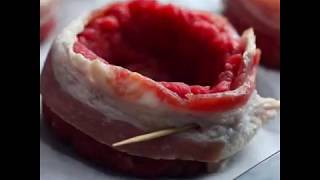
40;1;280;179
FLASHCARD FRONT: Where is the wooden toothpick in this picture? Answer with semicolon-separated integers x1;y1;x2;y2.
112;124;198;147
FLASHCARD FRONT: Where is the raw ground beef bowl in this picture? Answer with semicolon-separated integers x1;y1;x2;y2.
41;0;280;178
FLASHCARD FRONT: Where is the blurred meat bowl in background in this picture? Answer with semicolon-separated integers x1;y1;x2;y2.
40;0;58;42
224;0;280;69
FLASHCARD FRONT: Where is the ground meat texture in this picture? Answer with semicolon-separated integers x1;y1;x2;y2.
76;0;248;98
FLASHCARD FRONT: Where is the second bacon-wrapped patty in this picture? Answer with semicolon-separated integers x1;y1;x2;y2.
40;0;57;41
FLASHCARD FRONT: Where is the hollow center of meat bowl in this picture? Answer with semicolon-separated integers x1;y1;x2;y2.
75;0;246;98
